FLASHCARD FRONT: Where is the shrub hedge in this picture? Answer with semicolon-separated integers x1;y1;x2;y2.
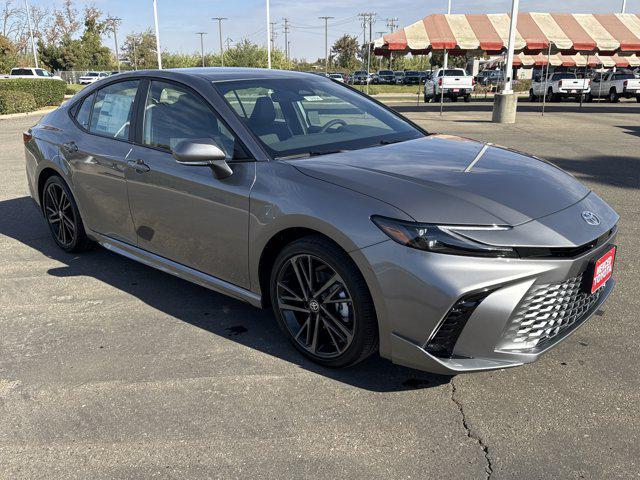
0;90;37;114
0;78;66;109
65;83;85;95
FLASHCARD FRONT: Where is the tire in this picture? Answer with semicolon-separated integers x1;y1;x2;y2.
586;93;593;103
41;175;90;253
548;88;555;102
529;89;537;102
463;94;471;103
269;235;378;368
450;96;458;103
636;95;640;103
609;89;619;103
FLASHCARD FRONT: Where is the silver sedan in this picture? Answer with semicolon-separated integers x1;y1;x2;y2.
23;68;618;374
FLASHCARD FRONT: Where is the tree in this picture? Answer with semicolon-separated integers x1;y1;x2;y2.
222;39;288;69
122;29;158;69
0;32;16;73
331;35;359;70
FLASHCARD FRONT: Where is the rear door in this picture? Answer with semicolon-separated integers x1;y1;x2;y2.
126;79;255;288
62;79;140;244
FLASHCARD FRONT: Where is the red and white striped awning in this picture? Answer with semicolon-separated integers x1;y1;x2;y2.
374;13;640;54
484;53;640;68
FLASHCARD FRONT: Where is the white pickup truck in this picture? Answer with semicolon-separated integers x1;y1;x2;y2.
79;71;110;85
2;67;62;80
530;72;591;102
424;68;474;103
587;71;640;102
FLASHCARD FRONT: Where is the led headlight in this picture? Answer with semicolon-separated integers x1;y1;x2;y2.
371;215;518;258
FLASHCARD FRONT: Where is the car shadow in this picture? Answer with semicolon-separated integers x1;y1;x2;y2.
618;125;640;138
0;196;451;392
546;155;640;190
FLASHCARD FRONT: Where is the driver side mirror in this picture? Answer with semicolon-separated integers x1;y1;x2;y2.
172;138;233;179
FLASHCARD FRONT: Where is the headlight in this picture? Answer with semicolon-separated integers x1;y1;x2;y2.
371;215;518;258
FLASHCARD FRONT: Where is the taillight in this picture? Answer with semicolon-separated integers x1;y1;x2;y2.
472;78;476;86
559;80;563;88
624;80;628;88
23;131;32;144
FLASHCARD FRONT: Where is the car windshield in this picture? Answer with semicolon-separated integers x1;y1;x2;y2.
35;69;50;77
215;76;424;159
86;72;99;77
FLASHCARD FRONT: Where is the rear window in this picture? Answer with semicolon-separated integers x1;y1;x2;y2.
552;73;577;81
379;70;393;75
614;73;635;80
439;69;466;76
11;68;32;75
75;93;95;130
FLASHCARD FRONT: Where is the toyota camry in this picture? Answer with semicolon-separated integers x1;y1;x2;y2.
23;68;618;374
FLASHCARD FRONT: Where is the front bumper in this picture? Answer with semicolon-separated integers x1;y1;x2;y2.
352;194;618;375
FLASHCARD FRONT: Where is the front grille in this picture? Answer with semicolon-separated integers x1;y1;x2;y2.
500;274;604;352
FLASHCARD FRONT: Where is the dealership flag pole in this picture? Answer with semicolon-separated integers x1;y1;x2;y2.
541;41;552;116
153;0;162;69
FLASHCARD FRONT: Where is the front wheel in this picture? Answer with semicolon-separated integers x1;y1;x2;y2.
270;236;378;368
42;175;90;252
529;89;537;102
609;90;619;103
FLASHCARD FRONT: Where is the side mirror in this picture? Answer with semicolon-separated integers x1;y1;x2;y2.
172;138;233;179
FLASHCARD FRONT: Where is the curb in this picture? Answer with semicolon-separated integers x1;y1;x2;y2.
0;106;59;120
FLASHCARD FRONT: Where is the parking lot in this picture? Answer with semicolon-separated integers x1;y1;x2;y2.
1;102;639;479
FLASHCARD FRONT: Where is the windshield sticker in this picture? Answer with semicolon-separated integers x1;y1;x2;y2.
303;95;324;102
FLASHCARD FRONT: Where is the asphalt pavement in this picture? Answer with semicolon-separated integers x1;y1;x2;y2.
1;101;639;479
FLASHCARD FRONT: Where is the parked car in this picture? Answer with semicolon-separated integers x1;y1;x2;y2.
424;68;474;102
369;73;380;84
7;67;62;80
402;71;422;85
377;70;395;84
476;69;504;86
420;71;433;84
393;71;405;84
79;71;110;85
587;71;640;102
352;71;370;85
328;73;344;83
530;72;591;102
24;68;618;375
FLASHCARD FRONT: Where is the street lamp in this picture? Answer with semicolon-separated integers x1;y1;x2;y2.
24;0;38;68
266;0;271;68
152;0;162;69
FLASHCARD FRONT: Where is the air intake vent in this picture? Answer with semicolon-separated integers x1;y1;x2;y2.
425;290;492;358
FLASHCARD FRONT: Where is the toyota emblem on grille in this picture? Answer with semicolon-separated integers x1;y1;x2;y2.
581;211;600;226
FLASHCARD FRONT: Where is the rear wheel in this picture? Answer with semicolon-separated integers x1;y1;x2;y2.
529;89;537;102
270;236;378;368
450;96;458;103
42;175;90;252
609;89;619;103
585;93;594;103
463;94;471;103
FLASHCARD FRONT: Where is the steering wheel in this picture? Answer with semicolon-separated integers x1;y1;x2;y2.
318;119;347;133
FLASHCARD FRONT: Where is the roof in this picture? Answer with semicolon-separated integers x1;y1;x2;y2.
165;67;315;81
374;13;640;54
485;53;640;69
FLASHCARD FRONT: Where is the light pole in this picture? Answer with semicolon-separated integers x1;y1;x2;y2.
502;0;520;93
212;17;227;67
622;0;627;13
492;0;520;123
266;0;271;68
443;0;451;70
152;0;162;69
24;0;38;68
319;16;334;73
196;32;207;67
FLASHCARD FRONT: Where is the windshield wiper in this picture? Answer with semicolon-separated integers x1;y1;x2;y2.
275;150;348;160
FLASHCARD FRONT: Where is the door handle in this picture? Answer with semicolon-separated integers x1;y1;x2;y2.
127;159;150;173
62;141;78;153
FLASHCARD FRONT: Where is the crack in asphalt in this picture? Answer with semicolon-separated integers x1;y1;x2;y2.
451;378;493;479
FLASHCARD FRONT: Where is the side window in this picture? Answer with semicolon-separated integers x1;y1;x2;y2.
75;93;95;130
143;80;246;160
89;80;139;139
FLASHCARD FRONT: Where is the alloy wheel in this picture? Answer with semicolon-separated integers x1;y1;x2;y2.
276;254;355;359
44;182;76;248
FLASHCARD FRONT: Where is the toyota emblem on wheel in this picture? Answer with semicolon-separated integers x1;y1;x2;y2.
582;211;601;225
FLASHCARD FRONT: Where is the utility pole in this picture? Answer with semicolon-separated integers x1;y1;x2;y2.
107;16;122;72
24;0;38;68
266;0;271;68
358;13;376;93
212;17;227;67
385;17;397;70
196;32;207;67
283;18;290;62
270;21;278;52
443;0;451;70
152;0;162;69
319;16;334;73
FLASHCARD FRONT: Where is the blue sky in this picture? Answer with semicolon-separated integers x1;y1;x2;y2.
29;0;640;60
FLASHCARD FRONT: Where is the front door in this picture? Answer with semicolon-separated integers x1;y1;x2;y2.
126;79;255;288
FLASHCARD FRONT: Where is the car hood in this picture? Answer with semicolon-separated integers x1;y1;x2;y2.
292;135;590;226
